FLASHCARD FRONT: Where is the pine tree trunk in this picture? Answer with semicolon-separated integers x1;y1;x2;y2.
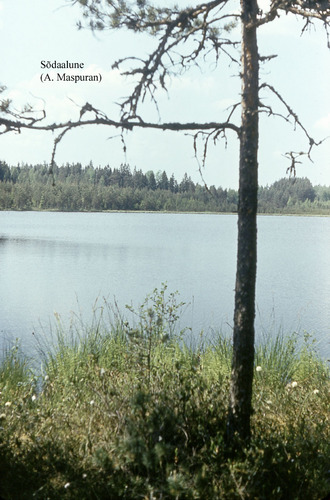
227;0;259;444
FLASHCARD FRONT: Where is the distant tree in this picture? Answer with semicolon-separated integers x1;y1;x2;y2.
146;170;157;191
85;161;96;185
316;184;330;202
72;162;83;180
0;161;11;182
169;173;178;193
132;167;148;189
179;173;195;193
159;170;169;190
294;177;316;203
119;163;133;187
259;177;316;209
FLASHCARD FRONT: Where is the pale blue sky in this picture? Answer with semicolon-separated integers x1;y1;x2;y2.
0;0;329;188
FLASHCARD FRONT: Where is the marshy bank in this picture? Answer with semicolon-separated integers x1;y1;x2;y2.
0;288;329;499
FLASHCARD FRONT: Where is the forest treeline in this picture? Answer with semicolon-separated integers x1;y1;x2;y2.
0;160;329;214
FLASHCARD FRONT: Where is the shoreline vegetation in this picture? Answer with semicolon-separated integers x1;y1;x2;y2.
1;208;330;217
1;161;330;215
0;286;329;499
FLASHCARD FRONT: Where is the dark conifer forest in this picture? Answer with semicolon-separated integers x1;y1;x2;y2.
0;160;329;214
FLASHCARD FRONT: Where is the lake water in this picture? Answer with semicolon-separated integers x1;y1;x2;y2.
0;211;329;360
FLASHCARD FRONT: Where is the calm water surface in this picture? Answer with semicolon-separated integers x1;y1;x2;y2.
0;211;329;359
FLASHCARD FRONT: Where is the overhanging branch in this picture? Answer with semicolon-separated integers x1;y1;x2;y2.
0;105;240;179
0;114;240;136
259;82;319;151
255;0;330;29
259;81;329;175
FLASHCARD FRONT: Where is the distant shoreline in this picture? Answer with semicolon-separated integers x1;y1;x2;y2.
1;208;329;217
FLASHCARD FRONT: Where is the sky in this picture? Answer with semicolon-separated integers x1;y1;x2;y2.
0;0;329;189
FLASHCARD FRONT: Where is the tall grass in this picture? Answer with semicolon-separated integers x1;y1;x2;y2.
0;342;36;398
0;286;329;499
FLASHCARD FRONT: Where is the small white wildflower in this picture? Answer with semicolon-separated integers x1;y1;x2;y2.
90;400;95;406
82;473;87;479
256;366;262;372
31;394;37;402
5;401;12;407
313;389;319;394
291;381;298;388
158;435;163;442
64;482;70;489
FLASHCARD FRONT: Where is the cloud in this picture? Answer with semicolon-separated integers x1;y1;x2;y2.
1;63;141;166
5;65;130;124
214;98;238;111
314;113;330;132
258;0;271;13
0;1;3;27
168;74;217;93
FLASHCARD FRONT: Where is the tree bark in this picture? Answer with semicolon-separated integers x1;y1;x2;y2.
227;0;259;444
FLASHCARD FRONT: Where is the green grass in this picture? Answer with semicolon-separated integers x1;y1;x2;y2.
0;287;329;499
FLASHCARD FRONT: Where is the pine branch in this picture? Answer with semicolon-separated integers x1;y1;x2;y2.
254;0;330;31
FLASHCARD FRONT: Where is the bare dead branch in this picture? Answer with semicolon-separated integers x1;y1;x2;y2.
258;81;329;174
259;82;321;154
284;150;305;177
192;120;236;178
1;99;240;176
49;126;72;184
258;100;292;123
0;114;240;136
259;54;278;62
191;94;241;170
226;102;241;123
